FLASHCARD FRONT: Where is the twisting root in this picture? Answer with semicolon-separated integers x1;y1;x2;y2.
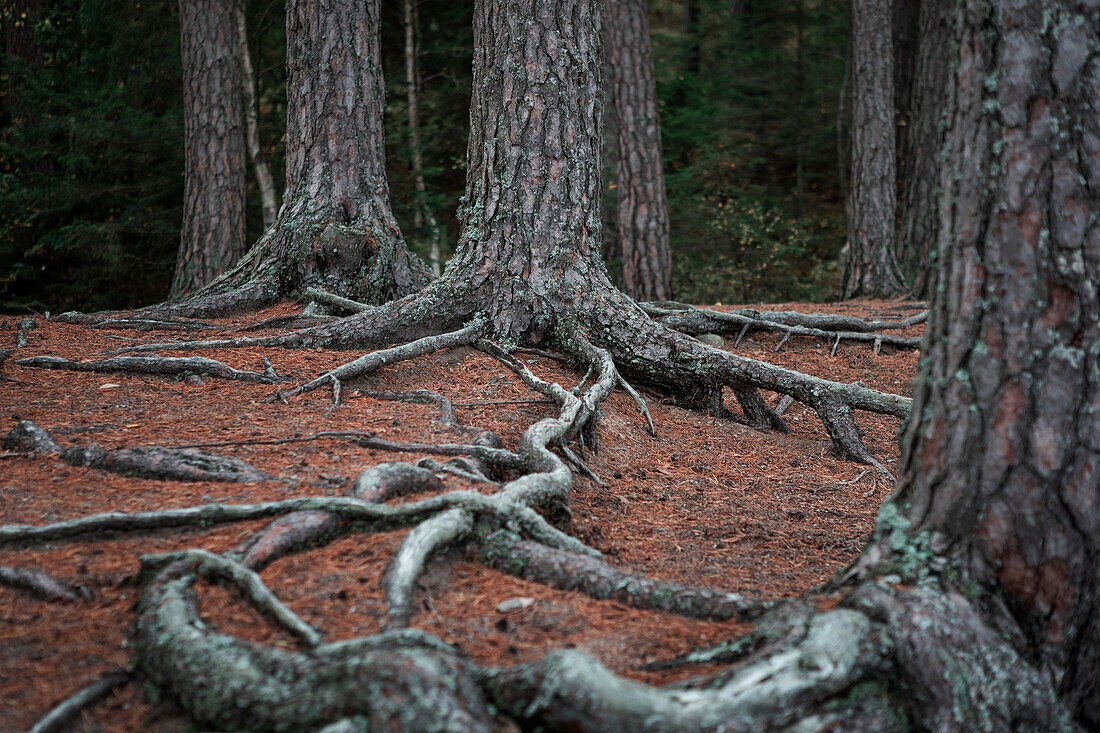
141;551;322;646
272;318;486;401
383;506;472;629
15;355;280;383
28;669;130;733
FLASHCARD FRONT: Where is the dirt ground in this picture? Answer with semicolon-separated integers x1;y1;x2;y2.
0;298;924;731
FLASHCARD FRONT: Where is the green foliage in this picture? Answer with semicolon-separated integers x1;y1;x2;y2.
649;0;849;304
1;0;184;312
2;0;852;311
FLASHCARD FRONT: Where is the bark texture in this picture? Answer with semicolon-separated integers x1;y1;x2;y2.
843;0;906;298
57;0;1097;728
896;0;952;296
606;0;672;301
173;0;246;297
157;0;430;317
863;0;1100;725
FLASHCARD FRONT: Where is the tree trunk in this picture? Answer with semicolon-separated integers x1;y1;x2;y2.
869;0;1100;723
606;0;672;301
842;0;905;299
236;0;279;230
156;0;430;317
404;0;444;277
116;0;1097;729
896;0;951;297
172;0;246;298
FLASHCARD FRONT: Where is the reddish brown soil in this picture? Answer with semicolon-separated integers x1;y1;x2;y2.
0;299;924;731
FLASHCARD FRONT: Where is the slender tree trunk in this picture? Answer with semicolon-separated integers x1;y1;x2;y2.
681;0;701;74
172;0;246;298
891;0;920;168
606;0;672;301
236;0;279;230
404;0;443;277
794;0;806;213
842;0;905;298
896;0;951;297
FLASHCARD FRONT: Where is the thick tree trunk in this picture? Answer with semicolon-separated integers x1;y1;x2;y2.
172;0;246;297
236;0;279;230
109;0;1096;729
896;0;951;297
843;0;906;298
157;0;430;316
606;0;672;301
858;0;1100;725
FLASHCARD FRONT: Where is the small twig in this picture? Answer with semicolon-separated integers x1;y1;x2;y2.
734;323;750;348
830;335;841;356
559;444;606;487
838;469;872;485
617;375;656;436
773;394;795;416
28;669;130;733
774;331;792;352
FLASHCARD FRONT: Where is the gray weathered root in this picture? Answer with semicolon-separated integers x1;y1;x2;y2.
28;669;130;733
0;565;79;601
60;444;279;484
16;354;280;383
7;299;1076;731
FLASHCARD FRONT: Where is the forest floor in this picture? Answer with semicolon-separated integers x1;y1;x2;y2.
0;298;925;731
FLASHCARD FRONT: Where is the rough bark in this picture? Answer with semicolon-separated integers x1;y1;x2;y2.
236;0;279;229
156;0;430;317
856;0;1100;724
606;0;672;300
896;0;952;296
843;0;906;298
36;0;1097;728
173;0;247;298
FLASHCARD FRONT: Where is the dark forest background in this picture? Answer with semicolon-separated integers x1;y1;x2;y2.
0;0;853;313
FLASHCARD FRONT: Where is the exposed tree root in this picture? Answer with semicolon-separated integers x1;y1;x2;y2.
132;567;493;732
4;419;62;453
644;300;928;332
60;444;279;484
271;319;484;401
17;316;36;347
16;355;280;384
140;551;322;646
28;669;130;733
55;311;222;332
0;565;79;601
474;529;768;621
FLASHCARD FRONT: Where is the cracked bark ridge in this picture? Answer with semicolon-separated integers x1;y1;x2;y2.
174;0;245;297
151;0;430;318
